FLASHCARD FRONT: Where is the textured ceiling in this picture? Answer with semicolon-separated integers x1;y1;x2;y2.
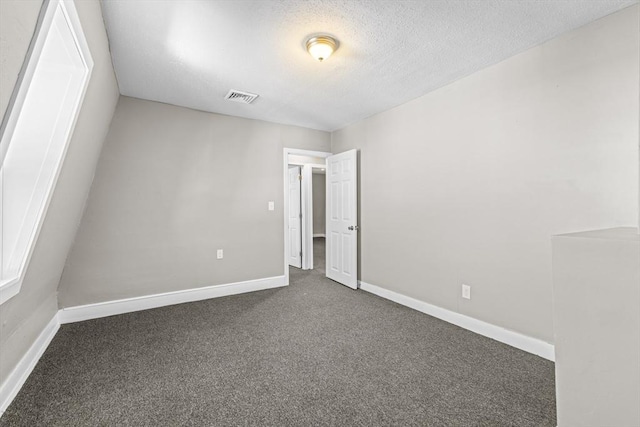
101;0;637;131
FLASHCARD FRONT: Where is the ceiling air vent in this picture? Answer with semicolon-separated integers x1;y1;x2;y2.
224;90;259;104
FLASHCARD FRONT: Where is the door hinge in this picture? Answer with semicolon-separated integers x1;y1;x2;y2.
299;213;302;219
300;251;303;258
298;175;302;181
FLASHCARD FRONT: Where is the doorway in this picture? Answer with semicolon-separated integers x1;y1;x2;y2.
283;148;359;290
285;151;328;269
311;168;326;273
283;149;331;285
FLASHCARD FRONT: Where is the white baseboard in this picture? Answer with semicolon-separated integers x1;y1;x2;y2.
358;280;555;361
0;313;60;416
313;234;325;238
59;275;287;324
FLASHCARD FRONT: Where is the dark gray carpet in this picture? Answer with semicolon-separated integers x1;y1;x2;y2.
313;237;326;274
1;238;556;426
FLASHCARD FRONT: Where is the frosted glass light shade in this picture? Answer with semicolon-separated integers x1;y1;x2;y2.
306;36;337;62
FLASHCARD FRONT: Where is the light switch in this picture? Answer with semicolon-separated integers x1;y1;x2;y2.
268;201;275;211
462;284;471;300
217;249;223;259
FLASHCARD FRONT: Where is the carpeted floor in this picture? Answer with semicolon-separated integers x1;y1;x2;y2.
1;238;556;426
313;237;326;274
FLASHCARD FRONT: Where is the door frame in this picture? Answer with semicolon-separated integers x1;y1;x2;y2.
287;165;302;268
283;148;331;285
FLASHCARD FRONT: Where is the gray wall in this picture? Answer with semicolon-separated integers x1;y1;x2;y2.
331;5;639;343
312;173;326;235
0;0;42;122
552;228;639;426
58;97;330;307
0;0;119;385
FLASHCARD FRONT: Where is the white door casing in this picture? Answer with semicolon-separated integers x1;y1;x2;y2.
326;149;358;289
301;164;314;270
282;148;331;286
288;166;302;268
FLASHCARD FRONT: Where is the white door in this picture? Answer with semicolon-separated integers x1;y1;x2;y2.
288;166;302;268
326;149;358;289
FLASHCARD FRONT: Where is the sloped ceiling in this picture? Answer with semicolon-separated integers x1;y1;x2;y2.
101;0;637;131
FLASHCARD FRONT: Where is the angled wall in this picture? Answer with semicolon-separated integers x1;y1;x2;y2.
0;0;119;385
0;0;42;122
57;97;330;307
332;5;639;344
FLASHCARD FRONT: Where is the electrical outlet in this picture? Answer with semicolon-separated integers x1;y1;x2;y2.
268;201;274;211
217;249;223;259
462;284;471;300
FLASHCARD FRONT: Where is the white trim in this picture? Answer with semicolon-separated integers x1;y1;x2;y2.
283;148;331;286
313;234;326;238
285;148;332;158
59;275;286;324
0;277;20;306
289;161;327;170
0;313;60;416
289;161;327;169
301;165;314;270
358;280;555;361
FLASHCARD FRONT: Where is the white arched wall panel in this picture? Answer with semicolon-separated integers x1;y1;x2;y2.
0;0;93;305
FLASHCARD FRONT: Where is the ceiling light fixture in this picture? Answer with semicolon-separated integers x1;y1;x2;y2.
306;35;338;62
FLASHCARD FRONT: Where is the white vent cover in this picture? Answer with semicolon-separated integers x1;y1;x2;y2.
224;90;259;104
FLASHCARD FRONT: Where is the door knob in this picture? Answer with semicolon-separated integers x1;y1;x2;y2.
348;226;359;231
